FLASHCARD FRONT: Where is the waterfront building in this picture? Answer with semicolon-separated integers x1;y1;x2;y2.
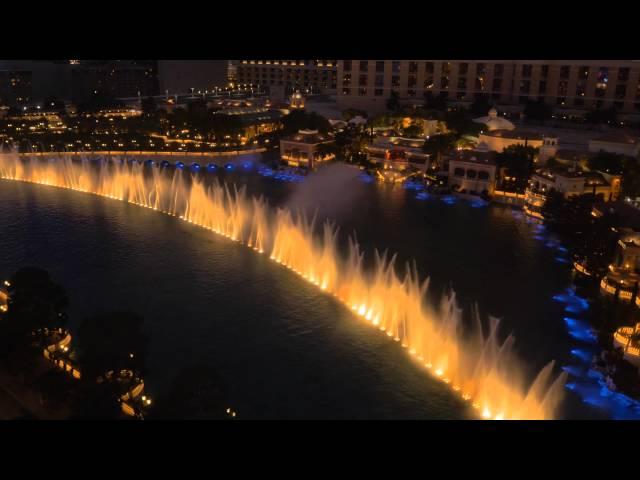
613;322;640;367
366;135;430;182
478;128;544;152
336;60;640;118
447;148;497;196
601;229;640;302
588;131;640;157
524;166;622;218
279;129;334;169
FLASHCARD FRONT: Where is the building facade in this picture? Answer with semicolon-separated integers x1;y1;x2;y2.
524;167;622;218
234;60;338;97
280;129;334;169
336;60;640;117
69;61;159;103
0;70;32;106
157;61;229;95
447;150;497;196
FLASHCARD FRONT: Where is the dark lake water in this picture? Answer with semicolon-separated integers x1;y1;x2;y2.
0;154;603;419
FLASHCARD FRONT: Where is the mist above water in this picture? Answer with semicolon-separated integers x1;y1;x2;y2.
286;164;364;219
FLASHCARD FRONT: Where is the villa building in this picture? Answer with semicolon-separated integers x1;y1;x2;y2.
366;135;430;182
601;229;640;303
447;148;497;196
524;166;622;218
478;128;544;153
613;322;640;367
279;129;334;169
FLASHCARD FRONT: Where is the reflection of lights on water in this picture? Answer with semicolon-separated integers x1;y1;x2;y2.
0;157;567;421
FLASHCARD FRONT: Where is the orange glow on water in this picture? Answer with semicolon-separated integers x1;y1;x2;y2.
0;153;567;420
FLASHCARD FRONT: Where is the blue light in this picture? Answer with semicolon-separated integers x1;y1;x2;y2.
557;246;568;253
207;163;218;172
191;163;201;172
570;348;592;362
161;160;171;168
225;163;234;171
534;235;545;241
176;162;185;169
562;365;585;377
555;256;569;264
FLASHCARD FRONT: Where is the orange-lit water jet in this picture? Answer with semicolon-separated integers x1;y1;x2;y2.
0;153;567;419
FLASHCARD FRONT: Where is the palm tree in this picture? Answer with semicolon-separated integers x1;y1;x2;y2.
422;133;457;171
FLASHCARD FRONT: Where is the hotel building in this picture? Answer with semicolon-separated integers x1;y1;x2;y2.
233;60;338;97
335;60;640;117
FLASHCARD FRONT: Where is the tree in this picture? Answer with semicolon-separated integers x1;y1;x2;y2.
585;106;617;124
0;267;68;351
523;99;552;123
43;96;66;113
69;380;124;420
141;96;157;116
470;95;493;117
402;123;423;138
495;145;538;192
588;151;625;175
342;109;367;121
76;311;148;381
148;364;230;419
573;214;619;278
422;133;457;169
423;92;448;111
386;91;401;113
588;151;640;198
443;108;484;137
281;110;330;134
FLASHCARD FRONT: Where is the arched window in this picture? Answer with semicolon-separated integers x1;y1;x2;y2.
478;171;489;180
466;169;477;179
454;168;465;177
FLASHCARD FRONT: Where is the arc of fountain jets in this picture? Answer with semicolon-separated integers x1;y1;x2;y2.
0;153;567;420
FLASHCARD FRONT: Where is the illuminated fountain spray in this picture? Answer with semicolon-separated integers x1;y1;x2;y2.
0;152;567;419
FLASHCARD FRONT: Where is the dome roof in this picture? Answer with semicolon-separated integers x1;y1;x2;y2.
473;108;515;131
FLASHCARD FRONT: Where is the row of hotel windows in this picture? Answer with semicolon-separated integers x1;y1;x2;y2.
342;74;640;100
342;61;633;82
240;60;337;67
342;87;640;109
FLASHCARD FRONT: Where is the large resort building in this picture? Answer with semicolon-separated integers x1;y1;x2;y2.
335;60;640;117
233;61;338;99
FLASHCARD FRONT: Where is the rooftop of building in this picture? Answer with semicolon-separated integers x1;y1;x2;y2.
481;127;544;141
591;131;640;145
533;166;610;184
554;148;594;162
449;149;497;166
282;129;331;144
